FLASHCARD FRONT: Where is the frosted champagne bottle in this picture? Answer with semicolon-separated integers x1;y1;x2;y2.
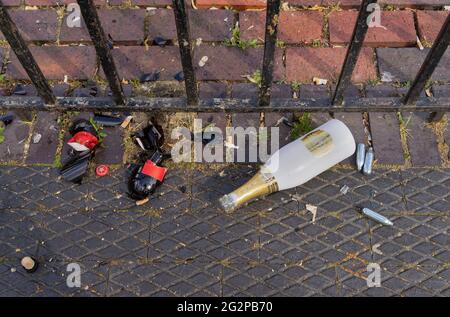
219;119;356;212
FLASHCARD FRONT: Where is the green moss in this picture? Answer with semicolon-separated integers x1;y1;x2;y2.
0;126;4;144
290;81;301;91
291;113;313;139
89;117;107;144
224;24;259;50
247;70;262;87
311;39;322;48
276;40;285;48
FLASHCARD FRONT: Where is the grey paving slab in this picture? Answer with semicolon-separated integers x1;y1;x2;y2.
334;112;366;166
402;113;441;166
94;126;124;165
0;113;30;163
26;112;59;165
0;165;449;296
377;48;450;82
369;112;405;165
231;113;260;164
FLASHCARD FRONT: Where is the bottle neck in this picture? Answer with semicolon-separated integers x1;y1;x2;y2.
220;170;278;212
149;150;164;165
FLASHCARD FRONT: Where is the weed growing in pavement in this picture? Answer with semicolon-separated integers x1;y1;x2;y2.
224;24;259;50
397;113;412;164
291;113;313;139
245;70;262;87
89;117;107;144
276;40;285;48
0;126;5;144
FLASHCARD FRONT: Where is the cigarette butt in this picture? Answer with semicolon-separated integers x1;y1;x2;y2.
416;36;424;50
425;88;432;97
121;115;133;128
21;256;38;273
136;197;149;206
313;77;327;85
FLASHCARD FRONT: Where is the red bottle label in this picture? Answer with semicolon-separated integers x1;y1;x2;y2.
68;131;99;151
141;160;167;182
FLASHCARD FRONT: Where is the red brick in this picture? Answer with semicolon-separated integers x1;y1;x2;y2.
329;11;416;47
194;46;284;80
286;47;376;83
0;10;58;42
196;0;447;9
195;0;266;9
132;0;173;5
378;0;449;8
131;0;193;6
289;0;361;8
7;46;96;80
240;10;323;44
1;0;21;5
147;9;233;42
106;46;181;80
147;9;176;40
25;0;106;5
60;9;145;44
417;11;449;45
190;9;235;41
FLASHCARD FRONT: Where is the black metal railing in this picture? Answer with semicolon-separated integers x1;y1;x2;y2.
0;0;449;119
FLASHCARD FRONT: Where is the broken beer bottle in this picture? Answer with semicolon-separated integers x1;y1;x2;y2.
128;150;167;200
219;119;356;212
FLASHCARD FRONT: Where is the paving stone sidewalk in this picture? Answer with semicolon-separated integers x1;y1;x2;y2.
0;165;448;296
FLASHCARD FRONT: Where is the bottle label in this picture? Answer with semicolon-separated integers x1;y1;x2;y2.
67;131;99;151
301;129;334;157
141;160;167;182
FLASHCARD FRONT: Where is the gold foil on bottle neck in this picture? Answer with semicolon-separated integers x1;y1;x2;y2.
221;170;278;212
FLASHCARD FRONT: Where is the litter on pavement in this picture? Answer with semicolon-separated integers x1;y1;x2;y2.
363;147;374;175
95;164;110;177
60;119;100;183
21;256;38;273
340;185;350;195
360;207;393;226
140;71;160;83
356;143;365;171
306;204;318;223
219;119;356;212
93;114;124;127
128;122;169;202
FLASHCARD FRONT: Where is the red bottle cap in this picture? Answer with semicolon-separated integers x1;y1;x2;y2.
96;165;110;177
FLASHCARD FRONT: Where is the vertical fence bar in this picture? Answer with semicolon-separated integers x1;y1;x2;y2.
0;2;56;106
403;13;450;121
77;0;125;105
259;0;281;108
172;0;198;106
332;0;377;105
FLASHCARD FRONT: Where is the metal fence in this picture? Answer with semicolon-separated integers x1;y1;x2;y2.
0;0;449;119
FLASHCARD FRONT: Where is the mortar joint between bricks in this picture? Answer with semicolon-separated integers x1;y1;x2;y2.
20;112;37;165
425;114;450;168
55;4;66;46
411;9;422;45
